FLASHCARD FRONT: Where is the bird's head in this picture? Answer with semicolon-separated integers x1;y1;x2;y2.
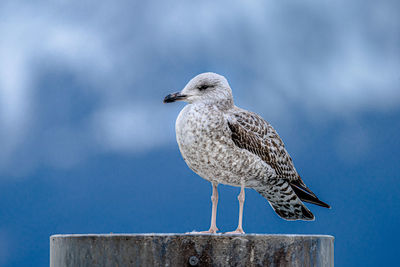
163;72;233;107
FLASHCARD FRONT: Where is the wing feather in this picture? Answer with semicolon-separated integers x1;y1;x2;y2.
227;109;330;208
227;109;298;181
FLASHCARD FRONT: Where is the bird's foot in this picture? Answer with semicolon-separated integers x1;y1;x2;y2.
199;228;219;234
225;228;245;235
186;226;219;234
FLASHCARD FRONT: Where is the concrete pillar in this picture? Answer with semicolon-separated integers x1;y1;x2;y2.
50;234;334;267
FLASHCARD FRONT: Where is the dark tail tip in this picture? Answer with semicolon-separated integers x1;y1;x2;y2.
290;181;331;209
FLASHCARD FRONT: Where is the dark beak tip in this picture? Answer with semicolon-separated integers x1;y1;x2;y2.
163;92;186;104
163;94;175;103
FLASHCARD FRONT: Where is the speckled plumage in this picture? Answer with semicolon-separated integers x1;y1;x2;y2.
166;72;329;223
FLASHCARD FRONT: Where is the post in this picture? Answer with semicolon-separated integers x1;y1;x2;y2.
50;234;334;266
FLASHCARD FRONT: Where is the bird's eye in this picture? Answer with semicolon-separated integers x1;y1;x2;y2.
198;85;212;91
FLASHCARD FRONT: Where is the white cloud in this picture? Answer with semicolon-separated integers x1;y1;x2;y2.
0;0;398;176
91;104;176;153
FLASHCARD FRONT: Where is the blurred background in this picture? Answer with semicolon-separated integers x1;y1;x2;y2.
0;0;399;266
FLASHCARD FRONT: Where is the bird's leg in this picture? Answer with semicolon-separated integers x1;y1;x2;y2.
226;185;245;234
200;182;219;233
185;182;219;234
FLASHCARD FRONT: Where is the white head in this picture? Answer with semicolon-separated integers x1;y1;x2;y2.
164;72;233;107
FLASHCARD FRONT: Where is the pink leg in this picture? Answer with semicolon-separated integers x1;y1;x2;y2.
201;182;219;233
188;182;219;234
226;185;245;234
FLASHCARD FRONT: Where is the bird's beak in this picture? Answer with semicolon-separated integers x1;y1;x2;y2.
163;92;187;103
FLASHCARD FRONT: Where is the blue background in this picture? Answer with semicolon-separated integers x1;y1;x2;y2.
0;1;399;266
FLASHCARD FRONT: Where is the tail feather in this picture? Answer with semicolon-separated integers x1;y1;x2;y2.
255;181;314;221
290;180;331;209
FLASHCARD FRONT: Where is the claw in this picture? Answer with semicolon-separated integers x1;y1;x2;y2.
225;228;245;235
186;227;219;234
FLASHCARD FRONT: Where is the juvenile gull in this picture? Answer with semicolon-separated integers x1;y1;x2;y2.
164;72;330;234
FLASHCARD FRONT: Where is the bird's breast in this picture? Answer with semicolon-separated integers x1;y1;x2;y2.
176;105;218;149
175;105;227;172
174;104;273;186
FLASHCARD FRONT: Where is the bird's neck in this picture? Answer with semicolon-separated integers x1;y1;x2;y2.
193;98;234;112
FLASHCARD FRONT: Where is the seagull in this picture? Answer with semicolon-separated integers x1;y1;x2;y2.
164;72;330;234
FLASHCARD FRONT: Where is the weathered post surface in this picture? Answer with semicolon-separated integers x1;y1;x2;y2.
50;234;334;267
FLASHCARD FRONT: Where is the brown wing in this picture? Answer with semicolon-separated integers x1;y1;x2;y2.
227;110;300;181
227;109;330;208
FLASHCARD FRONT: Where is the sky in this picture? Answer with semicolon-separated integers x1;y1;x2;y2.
0;0;399;266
